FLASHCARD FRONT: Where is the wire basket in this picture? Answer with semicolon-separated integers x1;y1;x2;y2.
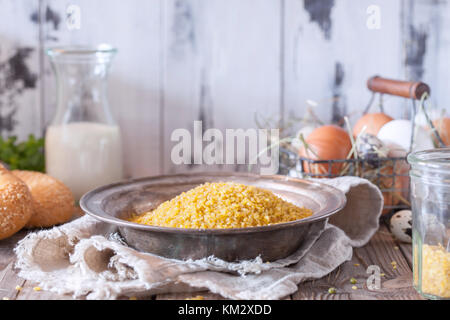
278;76;445;215
279;147;410;213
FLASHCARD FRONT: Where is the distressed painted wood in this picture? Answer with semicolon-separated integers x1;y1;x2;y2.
1;0;450;176
0;0;41;141
0;226;421;300
402;0;450;117
283;0;406;133
161;0;282;174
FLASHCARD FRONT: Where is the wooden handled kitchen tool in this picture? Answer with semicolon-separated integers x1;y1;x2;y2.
367;76;430;100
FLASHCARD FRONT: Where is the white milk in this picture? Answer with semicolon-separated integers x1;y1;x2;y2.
45;122;123;200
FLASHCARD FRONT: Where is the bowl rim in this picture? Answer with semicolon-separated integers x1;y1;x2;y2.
79;172;347;234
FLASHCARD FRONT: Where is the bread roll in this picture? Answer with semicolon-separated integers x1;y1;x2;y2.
0;165;33;240
13;170;75;228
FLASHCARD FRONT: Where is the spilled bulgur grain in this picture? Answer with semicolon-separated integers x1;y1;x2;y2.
186;295;205;300
129;182;313;229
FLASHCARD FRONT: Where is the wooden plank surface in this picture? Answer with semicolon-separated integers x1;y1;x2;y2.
0;225;422;300
0;232;27;300
156;292;225;300
293;225;422;300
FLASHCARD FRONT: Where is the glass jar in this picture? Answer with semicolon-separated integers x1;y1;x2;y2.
45;45;123;201
408;148;450;300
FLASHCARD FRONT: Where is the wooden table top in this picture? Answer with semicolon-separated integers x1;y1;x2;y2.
0;224;423;300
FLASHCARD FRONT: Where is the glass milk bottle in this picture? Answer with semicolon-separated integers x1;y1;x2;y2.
45;45;123;201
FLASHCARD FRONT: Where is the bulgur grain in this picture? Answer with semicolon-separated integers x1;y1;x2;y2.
421;244;450;298
186;295;205;300
129;182;313;229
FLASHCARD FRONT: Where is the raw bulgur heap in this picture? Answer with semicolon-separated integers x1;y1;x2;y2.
129;182;313;229
421;244;450;298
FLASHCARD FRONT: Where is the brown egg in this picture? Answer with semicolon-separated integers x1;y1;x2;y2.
298;125;352;176
353;113;393;137
13;170;75;228
432;117;450;146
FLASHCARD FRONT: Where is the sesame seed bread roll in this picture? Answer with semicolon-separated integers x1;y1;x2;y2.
12;170;75;228
0;165;33;240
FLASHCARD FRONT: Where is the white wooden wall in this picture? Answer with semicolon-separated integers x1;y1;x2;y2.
1;0;449;178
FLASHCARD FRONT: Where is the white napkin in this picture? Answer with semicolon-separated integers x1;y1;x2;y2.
14;176;382;300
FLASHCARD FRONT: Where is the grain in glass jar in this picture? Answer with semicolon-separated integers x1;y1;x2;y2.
408;149;450;300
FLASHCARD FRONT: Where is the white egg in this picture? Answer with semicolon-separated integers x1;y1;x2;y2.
414;109;446;127
377;120;434;152
390;210;412;243
291;125;317;150
296;125;316;140
385;142;407;158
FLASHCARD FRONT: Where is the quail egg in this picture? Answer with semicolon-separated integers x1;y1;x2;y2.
390;209;412;243
355;133;388;167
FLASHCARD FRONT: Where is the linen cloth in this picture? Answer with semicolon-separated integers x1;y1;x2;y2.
14;176;383;300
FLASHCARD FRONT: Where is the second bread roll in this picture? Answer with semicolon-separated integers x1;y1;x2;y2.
13;170;75;228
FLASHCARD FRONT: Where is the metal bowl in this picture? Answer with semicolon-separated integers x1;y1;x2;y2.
80;172;346;262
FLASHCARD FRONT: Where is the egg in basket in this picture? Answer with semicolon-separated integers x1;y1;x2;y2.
277;76;448;216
